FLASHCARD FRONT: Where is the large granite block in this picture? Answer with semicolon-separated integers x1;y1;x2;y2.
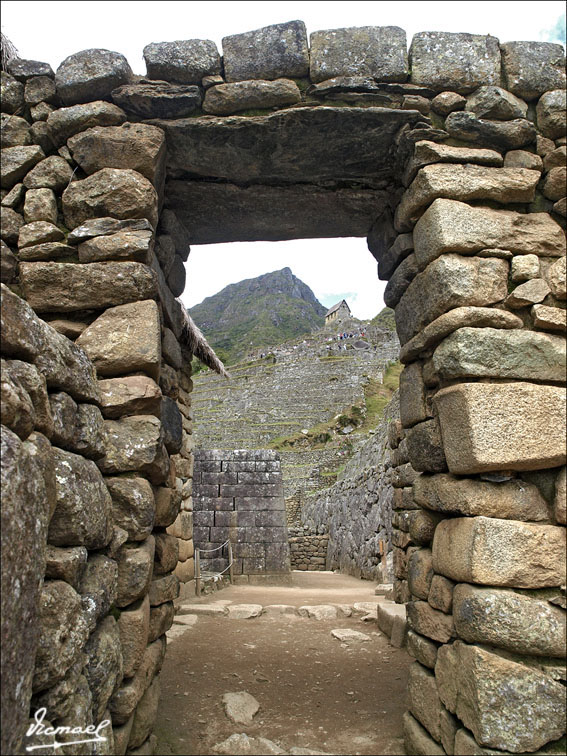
434;382;566;474
222;21;309;82
432;327;566;383
309;26;407;83
435;641;566;752
432;516;566;588
409;32;501;93
501;41;566;100
20;262;157;313
395;255;508;345
77;300;161;380
413;199;565;270
143;39;220;84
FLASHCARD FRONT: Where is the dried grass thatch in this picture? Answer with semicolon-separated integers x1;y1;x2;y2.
177;298;229;378
1;32;18;72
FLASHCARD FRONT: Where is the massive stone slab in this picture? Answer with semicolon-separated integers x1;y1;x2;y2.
55;48;133;105
150;107;423;185
413;473;550;521
98;415;169;484
1;145;45;189
408;662;445;743
48;447;113;549
309;26;407;83
76;300;161;380
143;39;220;83
46;101;127;144
434;382;566;474
395;165;539;231
222;21;309;82
79;553;118;632
453;584;566;657
23;156;73;192
111;82;202;119
83;615;123;722
501;42;567;100
1;428;53;754
115;537;155;607
409;32;501;93
19;261;157;313
432;516;566;588
67;123;166;187
203;79;301;115
432;327;566;383
33;580;90;694
98;375;162;419
1;71;25;114
395;255;508;345
1;113;32;148
406;600;455;643
402;712;445;756
62;168;158;229
403;140;503;185
77;229;153;264
413;199;565;269
128;675;160;749
537;89;567;140
444;111;536;150
436;641;566;752
106;477;155;542
167;181;388;243
109;637;166;725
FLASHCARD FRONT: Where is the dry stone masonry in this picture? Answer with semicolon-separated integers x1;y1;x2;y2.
1;19;566;756
193;450;291;581
299;394;400;579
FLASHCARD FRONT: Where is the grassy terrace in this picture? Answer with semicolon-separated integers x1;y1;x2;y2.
270;361;401;452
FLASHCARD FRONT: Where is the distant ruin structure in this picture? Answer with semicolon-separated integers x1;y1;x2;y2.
1;19;565;756
324;299;351;325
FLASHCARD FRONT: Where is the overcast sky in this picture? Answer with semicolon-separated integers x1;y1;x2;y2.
2;1;565;318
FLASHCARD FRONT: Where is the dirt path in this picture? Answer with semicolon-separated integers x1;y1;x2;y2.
155;573;411;756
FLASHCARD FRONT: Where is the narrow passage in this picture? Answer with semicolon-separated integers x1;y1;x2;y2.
155;573;411;756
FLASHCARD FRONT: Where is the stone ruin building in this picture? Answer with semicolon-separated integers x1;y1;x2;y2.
1;19;566;756
325;299;352;325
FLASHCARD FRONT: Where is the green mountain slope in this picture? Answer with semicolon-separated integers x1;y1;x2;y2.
188;267;327;365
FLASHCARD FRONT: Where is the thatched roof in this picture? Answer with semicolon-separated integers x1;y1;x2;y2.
1;32;18;72
177;298;229;378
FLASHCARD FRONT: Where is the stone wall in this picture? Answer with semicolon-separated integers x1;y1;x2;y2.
288;530;329;571
379;43;567;756
192;328;399;504
1;19;566;756
300;394;399;580
192;449;291;579
1;57;197;754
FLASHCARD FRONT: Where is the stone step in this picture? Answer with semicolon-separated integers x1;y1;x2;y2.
376;602;408;648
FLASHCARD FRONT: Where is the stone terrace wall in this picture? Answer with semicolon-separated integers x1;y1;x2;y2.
192;450;290;580
1;19;566;756
300;394;399;580
288;531;329;571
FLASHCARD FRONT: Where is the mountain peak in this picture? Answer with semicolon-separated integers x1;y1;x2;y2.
188;269;327;364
